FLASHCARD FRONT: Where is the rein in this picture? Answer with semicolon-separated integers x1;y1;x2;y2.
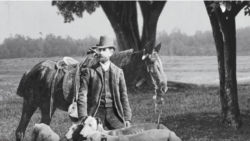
50;61;66;118
50;68;59;118
139;56;164;124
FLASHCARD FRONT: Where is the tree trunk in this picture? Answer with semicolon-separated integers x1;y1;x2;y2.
204;1;227;124
101;1;166;52
99;1;140;51
139;1;166;52
204;1;242;129
214;7;242;129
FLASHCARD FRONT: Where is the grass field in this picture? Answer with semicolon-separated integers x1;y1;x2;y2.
0;56;250;141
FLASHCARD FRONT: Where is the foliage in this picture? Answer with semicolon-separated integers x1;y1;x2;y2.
52;1;166;52
210;1;250;15
52;1;99;23
157;26;250;56
0;26;250;59
0;34;98;59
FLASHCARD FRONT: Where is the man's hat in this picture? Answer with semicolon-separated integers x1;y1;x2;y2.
93;36;116;50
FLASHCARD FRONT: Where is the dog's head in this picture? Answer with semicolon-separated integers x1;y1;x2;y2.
80;116;104;137
65;123;84;141
85;131;107;141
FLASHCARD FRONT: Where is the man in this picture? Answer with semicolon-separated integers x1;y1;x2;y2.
77;36;132;129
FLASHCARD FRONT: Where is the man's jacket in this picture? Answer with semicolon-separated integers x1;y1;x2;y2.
77;62;132;122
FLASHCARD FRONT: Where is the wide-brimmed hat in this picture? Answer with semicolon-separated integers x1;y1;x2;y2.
93;36;116;50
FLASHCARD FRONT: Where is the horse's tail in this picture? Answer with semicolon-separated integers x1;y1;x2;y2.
16;60;56;99
16;71;29;97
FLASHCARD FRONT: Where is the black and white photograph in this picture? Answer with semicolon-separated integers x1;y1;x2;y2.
1;0;250;141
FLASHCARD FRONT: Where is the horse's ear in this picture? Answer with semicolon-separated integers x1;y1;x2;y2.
154;43;161;53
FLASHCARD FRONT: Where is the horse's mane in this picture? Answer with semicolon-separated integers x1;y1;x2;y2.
111;49;137;67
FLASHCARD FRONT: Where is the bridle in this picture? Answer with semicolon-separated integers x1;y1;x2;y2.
139;53;159;91
139;52;165;123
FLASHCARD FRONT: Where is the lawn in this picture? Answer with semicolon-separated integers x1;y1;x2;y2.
0;56;250;141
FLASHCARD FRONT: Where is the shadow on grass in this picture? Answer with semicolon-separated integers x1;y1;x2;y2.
161;112;250;141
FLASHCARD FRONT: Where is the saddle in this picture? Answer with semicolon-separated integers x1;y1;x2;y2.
50;55;96;118
58;57;80;103
49;57;80;118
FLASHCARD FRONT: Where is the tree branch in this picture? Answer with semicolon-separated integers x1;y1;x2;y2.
139;1;166;52
232;1;248;17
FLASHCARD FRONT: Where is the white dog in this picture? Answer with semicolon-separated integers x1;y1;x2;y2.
86;130;181;141
79;116;178;138
30;123;60;141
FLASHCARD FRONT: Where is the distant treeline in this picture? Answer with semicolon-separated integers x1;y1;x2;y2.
157;26;250;56
0;34;98;59
0;27;249;59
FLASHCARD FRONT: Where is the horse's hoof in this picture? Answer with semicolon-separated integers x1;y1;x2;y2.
16;132;24;141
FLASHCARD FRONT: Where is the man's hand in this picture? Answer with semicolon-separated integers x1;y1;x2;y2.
125;120;131;127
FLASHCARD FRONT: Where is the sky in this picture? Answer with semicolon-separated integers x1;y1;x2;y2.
0;1;250;44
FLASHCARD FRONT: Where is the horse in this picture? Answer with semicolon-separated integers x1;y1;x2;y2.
15;43;167;141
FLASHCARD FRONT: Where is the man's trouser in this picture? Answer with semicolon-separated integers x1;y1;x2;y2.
95;106;125;130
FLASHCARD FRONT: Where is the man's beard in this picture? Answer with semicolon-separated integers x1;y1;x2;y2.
98;56;109;63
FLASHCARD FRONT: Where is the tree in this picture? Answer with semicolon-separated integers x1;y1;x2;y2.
52;1;166;52
204;1;250;129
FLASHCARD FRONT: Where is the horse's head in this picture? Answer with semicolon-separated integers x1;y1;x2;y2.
140;43;168;97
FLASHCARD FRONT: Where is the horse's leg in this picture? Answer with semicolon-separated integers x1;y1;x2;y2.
40;101;57;125
16;99;38;141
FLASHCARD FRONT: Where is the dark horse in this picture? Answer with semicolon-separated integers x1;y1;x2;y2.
15;44;167;141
